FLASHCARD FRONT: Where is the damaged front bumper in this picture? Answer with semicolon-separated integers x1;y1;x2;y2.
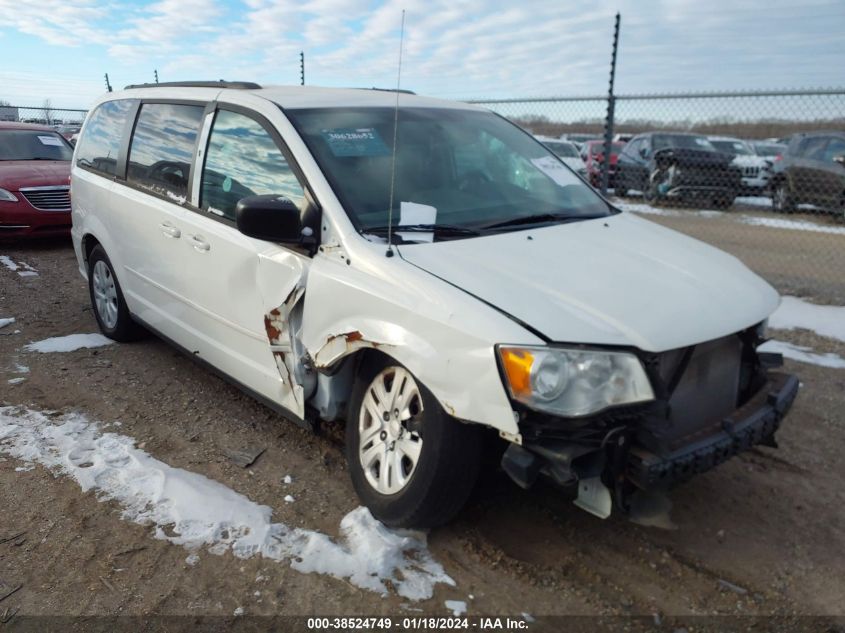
501;370;799;518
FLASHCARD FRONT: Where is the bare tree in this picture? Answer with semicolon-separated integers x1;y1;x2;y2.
42;99;54;125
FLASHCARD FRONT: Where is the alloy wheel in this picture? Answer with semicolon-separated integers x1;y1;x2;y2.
358;366;424;495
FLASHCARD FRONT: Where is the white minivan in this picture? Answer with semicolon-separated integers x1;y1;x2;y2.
71;82;798;527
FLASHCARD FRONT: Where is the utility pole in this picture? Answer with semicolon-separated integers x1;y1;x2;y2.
154;69;159;84
600;13;620;196
300;51;305;85
104;73;112;92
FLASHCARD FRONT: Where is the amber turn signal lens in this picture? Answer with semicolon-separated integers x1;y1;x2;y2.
500;348;534;397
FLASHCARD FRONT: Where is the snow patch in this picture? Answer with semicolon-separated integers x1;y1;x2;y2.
740;216;845;236
0;256;38;276
283;474;293;485
0;408;453;600
7;377;26;385
284;494;294;503
615;201;679;216
770;297;845;343
185;553;200;566
24;333;114;353
0;317;15;329
734;196;772;208
445;600;467;616
0;255;19;271
759;340;845;369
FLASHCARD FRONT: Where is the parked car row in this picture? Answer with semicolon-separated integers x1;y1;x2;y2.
536;128;844;215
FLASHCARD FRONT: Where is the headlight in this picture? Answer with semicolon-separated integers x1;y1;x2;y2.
498;346;654;417
0;188;18;202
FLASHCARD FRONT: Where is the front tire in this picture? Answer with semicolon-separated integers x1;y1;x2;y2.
87;245;145;342
346;356;482;528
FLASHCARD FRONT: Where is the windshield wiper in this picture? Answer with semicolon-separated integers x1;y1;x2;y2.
481;213;605;231
364;223;482;238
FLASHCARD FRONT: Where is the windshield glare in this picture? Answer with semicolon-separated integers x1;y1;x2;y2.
286;107;610;234
710;140;753;155
542;141;579;158
653;134;717;152
0;130;74;161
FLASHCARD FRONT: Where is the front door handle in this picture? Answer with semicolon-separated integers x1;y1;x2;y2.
188;235;211;252
159;222;181;238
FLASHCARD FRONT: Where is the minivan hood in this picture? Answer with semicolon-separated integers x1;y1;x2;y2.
0;160;70;190
397;212;778;352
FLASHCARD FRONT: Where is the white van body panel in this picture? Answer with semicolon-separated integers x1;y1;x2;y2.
71;85;780;438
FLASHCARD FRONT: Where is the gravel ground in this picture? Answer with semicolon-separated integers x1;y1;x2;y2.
1;209;844;628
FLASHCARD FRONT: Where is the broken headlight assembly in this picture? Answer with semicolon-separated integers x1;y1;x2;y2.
498;345;654;417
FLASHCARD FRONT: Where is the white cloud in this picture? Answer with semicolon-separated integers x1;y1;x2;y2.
0;0;843;104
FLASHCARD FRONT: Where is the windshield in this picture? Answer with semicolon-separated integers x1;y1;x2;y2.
0;130;74;161
653;134;717;152
753;143;785;157
710;140;753;155
287;107;610;234
541;141;579;158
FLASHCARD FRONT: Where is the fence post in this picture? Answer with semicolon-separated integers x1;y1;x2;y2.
601;13;621;196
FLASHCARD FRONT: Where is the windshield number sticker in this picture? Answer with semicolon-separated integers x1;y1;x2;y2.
321;128;390;157
531;156;573;187
37;135;64;147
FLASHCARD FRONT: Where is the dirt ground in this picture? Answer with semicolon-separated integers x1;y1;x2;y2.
1;208;844;628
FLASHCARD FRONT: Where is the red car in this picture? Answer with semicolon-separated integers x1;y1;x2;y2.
581;140;625;188
0;121;74;238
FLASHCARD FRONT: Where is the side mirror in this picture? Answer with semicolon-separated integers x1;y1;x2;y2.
639;147;649;159
833;154;845;167
236;194;310;244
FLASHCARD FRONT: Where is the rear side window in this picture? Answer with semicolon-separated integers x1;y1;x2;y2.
796;137;828;160
75;100;135;176
822;138;845;162
200;110;305;221
127;103;205;202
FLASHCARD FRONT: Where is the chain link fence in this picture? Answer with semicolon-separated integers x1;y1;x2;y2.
0;105;88;140
469;89;845;303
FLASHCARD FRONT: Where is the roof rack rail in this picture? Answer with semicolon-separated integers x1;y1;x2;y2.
124;81;262;90
365;87;416;95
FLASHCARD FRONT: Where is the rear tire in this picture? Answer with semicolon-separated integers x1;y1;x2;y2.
346;355;482;528
772;181;796;214
87;245;145;342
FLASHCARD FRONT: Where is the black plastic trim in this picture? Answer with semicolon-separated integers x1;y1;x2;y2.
627;372;798;489
124;81;261;90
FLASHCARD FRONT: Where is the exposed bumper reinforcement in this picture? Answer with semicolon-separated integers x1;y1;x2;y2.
627;372;799;489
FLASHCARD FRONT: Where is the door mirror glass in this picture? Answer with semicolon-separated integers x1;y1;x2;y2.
236;195;306;243
834;154;845;167
639;146;649;159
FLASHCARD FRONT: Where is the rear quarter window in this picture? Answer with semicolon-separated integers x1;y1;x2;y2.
76;100;136;176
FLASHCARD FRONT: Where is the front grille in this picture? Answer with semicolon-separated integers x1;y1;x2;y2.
742;166;761;177
20;186;71;212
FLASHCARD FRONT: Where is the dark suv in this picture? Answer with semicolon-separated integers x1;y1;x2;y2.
616;132;742;208
770;131;845;215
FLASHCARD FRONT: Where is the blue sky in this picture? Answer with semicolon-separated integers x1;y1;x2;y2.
0;0;843;109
